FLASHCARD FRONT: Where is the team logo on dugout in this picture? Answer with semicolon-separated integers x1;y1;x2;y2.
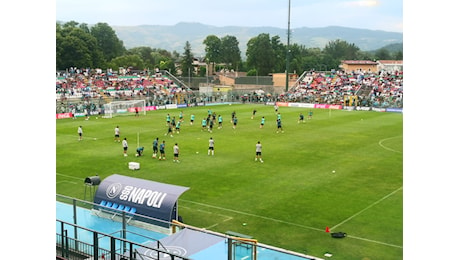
106;183;123;199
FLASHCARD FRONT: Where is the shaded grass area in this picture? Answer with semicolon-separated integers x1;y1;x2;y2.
56;103;403;259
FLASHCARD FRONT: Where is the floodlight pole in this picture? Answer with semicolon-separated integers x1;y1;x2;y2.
285;0;291;92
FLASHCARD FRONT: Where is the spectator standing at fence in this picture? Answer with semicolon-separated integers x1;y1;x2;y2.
78;126;83;141
122;138;128;157
72;107;76;120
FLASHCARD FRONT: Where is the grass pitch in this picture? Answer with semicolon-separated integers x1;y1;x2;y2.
56;103;403;259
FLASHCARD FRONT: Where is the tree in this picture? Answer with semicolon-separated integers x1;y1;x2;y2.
127;47;156;70
107;54;145;70
220;35;241;70
375;48;391;60
246;33;276;76
181;41;194;77
322;39;361;70
271;35;286;73
56;21;104;69
90;23;125;62
323;39;360;60
203;35;221;64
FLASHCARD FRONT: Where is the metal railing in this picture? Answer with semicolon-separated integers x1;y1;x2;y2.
57;219;189;260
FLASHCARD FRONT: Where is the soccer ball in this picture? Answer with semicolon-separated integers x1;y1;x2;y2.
196;151;199;154
135;154;139;157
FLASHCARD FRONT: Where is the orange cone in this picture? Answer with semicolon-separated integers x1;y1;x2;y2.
325;226;330;233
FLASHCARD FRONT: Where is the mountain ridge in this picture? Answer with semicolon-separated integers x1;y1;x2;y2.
63;21;403;56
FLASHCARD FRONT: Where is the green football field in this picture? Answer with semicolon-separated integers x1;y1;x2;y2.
56;103;403;259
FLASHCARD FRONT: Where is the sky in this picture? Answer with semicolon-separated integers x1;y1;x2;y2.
56;0;403;32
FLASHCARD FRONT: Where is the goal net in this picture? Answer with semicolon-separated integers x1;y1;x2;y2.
102;100;146;118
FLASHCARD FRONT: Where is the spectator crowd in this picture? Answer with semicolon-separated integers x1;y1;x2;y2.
56;68;403;114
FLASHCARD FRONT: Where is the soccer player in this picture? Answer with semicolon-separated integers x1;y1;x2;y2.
175;120;181;134
122;138;128;157
232;116;238;129
298;113;305;123
308;110;313;120
78;126;83;141
165;123;173;137
218;115;223;129
255;141;263;163
201;118;207;131
171;117;176;129
173;143;180;163
208;119;214;133
231;111;236;123
159;140;166;160
152;137;159;158
260;116;265;129
276;118;284;133
114;126;120;142
251;109;257;119
136;147;144;156
190;114;195;125
208;137;215;156
166;113;171;126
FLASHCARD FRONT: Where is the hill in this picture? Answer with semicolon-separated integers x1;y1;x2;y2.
112;22;403;56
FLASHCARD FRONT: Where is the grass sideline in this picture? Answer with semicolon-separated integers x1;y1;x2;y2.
56;103;403;259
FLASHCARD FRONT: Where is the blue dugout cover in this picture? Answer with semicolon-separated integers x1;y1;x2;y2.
94;174;189;227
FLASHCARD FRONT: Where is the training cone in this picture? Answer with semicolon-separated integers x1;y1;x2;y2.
325;226;330;233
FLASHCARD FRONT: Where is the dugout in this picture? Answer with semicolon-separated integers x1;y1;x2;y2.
93;174;189;228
